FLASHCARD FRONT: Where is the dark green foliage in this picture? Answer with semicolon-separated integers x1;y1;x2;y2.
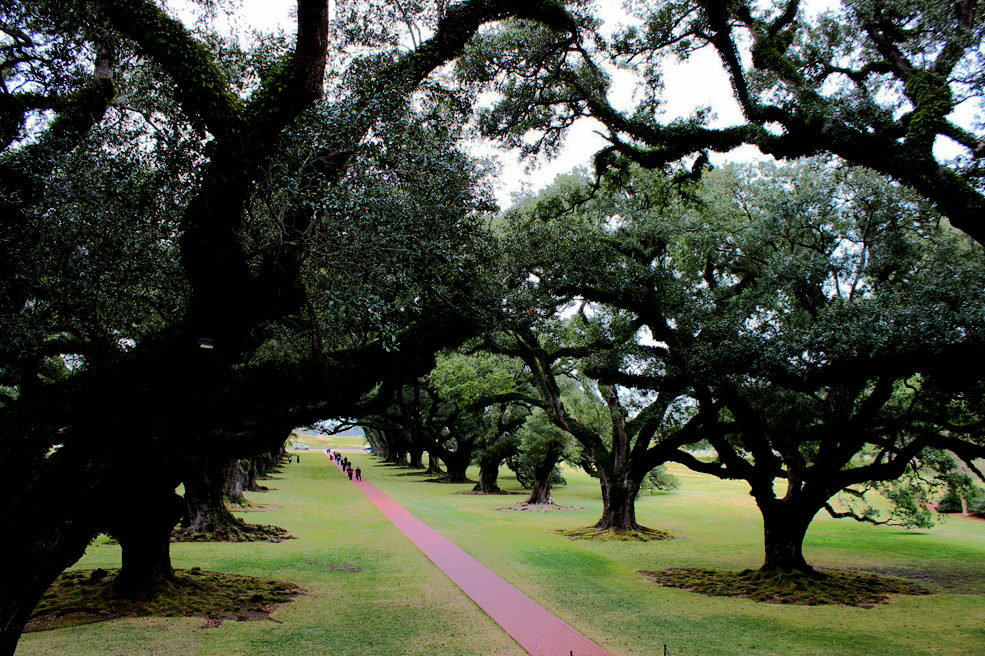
0;2;578;652
937;480;985;515
640;465;680;494
507;159;985;571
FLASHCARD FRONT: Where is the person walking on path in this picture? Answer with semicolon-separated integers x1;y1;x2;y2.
355;466;362;481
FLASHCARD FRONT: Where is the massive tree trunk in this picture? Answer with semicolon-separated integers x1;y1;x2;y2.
408;446;425;470
0;502;95;656
109;491;183;596
525;475;555;505
223;459;249;506
474;460;502;493
757;498;820;573
180;459;243;535
442;452;471;483
594;468;643;531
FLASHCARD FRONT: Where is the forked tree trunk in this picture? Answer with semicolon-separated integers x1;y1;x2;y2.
408;447;424;470
426;453;443;475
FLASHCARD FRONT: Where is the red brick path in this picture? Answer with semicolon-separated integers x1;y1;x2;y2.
325;451;612;656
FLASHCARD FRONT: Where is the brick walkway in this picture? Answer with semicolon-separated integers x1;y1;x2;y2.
325;451;612;656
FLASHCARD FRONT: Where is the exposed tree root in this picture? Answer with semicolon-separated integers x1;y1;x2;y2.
640;567;932;606
556;526;674;541
498;502;583;512
27;568;303;632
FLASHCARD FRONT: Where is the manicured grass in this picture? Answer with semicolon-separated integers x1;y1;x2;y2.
17;455;523;656
17;454;985;656
292;433;367;451
363;457;985;656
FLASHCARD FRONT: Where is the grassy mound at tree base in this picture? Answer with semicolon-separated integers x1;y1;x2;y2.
556;526;674;542
640;567;931;607
27;568;303;632
172;521;293;543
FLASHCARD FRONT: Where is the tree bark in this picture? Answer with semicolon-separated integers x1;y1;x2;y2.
474;460;502;493
223;459;248;506
757;499;819;573
245;456;266;491
427;453;443;475
0;514;94;656
594;469;642;530
181;459;241;534
525;468;556;505
110;491;182;597
523;443;565;505
442;454;470;483
408;447;425;470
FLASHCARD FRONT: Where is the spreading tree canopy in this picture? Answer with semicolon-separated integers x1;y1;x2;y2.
0;1;575;651
460;0;985;244
507;159;985;570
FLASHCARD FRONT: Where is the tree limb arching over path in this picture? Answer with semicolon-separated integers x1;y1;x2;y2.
0;2;575;653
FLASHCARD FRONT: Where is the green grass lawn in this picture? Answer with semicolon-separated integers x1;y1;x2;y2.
16;454;985;656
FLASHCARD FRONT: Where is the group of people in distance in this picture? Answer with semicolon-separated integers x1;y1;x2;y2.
329;450;362;481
